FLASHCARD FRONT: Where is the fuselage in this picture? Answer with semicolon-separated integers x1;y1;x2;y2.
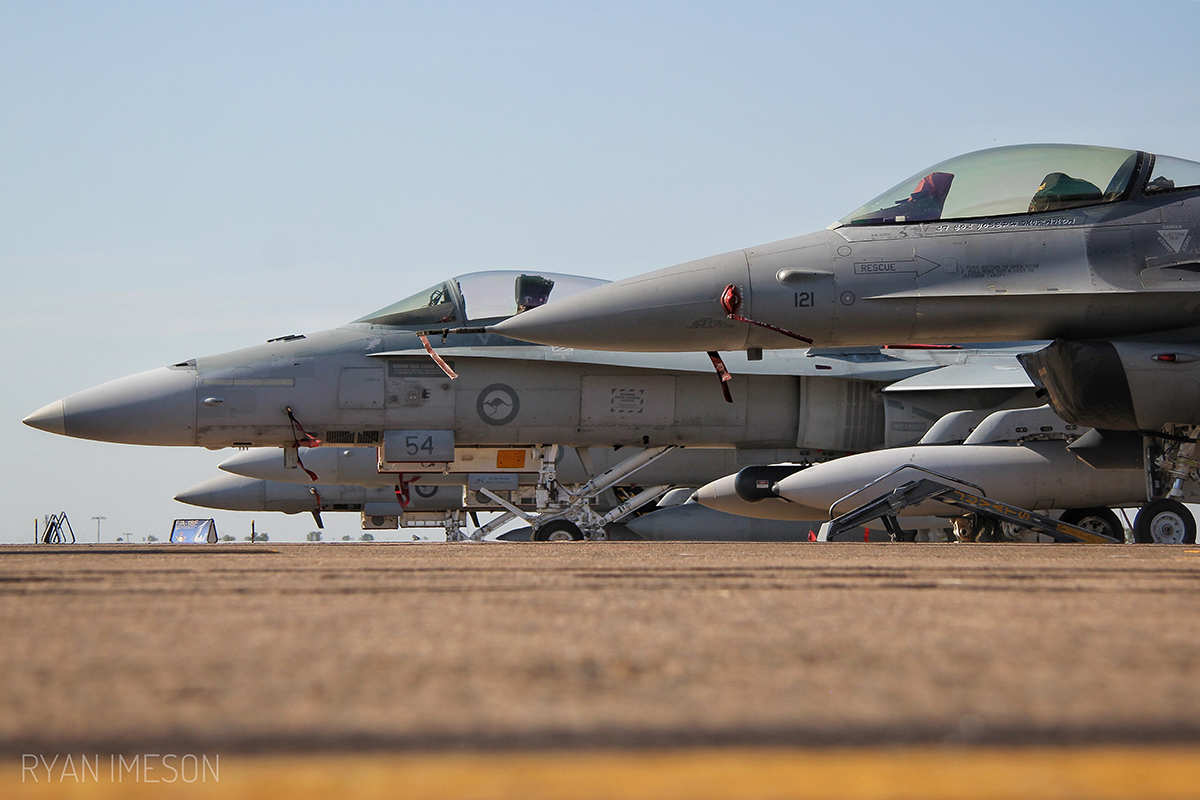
23;313;1041;456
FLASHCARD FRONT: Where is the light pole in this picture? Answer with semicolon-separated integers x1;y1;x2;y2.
91;516;106;543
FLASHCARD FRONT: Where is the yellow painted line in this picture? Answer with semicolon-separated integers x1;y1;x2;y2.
6;747;1200;799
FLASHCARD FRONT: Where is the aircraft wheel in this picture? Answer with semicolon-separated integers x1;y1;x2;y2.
972;516;1003;542
1059;507;1125;543
997;522;1035;542
533;520;584;542
1134;500;1197;544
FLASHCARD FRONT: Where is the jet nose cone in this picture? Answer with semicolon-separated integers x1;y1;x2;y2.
491;251;752;352
29;366;198;445
23;400;66;435
176;475;266;511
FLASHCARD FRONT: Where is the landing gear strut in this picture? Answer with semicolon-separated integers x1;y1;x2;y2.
1141;427;1200;543
443;510;468;542
477;445;679;541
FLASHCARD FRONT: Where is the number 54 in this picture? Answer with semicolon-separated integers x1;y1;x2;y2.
405;435;434;456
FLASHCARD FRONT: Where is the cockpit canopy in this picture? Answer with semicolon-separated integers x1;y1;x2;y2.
354;271;610;328
838;144;1200;227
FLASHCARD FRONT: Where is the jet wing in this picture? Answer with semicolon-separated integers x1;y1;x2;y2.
881;362;1034;392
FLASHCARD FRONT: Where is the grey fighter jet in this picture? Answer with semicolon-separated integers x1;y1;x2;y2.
176;473;465;526
488;144;1200;530
219;441;806;488
213;444;840;540
22;268;1040;539
491;144;1200;355
176;464;829;542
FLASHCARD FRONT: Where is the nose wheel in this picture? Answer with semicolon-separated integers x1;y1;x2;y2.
1134;499;1197;544
532;520;584;542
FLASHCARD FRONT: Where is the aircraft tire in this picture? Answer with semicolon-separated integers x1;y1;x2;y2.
972;516;1003;542
1134;500;1197;544
533;520;584;542
1059;507;1125;543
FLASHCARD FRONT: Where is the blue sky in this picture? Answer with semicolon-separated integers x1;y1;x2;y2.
2;1;1198;543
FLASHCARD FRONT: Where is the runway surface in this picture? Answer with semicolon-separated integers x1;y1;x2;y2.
2;541;1200;796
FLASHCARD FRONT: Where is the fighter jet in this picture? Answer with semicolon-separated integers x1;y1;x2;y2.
215;444;857;540
176;473;464;527
488;144;1200;533
176;465;832;542
490;144;1200;354
219;441;794;488
21;267;1040;539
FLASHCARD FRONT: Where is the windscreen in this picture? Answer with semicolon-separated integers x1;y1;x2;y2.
840;144;1140;226
354;281;459;327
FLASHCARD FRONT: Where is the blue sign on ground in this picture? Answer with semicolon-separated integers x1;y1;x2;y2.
170;519;218;543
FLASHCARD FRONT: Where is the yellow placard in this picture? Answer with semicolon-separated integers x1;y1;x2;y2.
496;450;526;469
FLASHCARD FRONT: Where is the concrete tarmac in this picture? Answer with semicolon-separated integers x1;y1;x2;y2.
2;540;1200;757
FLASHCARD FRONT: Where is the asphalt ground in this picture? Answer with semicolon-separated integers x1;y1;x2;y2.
2;541;1200;797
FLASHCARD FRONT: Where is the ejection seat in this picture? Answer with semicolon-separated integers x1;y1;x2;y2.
852;171;955;224
1028;172;1104;213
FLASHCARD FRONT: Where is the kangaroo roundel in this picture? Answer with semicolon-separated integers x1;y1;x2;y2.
477;384;520;426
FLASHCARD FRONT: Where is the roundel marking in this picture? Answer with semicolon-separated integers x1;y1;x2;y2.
477;383;520;426
414;485;439;499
